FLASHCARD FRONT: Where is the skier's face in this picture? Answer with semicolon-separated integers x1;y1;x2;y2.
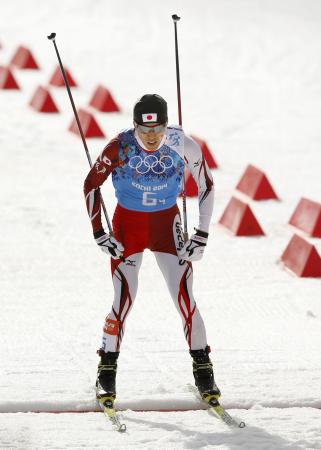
135;122;167;150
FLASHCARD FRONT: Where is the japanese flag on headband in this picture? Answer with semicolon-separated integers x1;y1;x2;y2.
142;113;158;122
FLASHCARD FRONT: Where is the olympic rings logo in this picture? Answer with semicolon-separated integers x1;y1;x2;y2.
128;155;174;174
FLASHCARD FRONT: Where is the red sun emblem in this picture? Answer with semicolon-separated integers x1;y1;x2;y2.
147;114;153;120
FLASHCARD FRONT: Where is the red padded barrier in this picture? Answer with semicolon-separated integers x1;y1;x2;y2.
289;198;321;237
0;66;20;89
29;86;59;113
89;85;120;112
281;234;321;277
10;46;39;69
236;164;278;200
218;196;265;236
49;66;77;87
69;108;105;138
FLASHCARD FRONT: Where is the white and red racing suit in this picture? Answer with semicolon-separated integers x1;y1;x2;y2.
84;126;214;352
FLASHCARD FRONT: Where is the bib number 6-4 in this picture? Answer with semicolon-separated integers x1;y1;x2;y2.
142;191;157;206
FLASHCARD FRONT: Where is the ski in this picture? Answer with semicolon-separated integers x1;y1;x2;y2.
96;391;127;432
188;384;246;428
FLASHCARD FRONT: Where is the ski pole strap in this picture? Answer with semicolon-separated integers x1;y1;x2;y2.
194;229;209;238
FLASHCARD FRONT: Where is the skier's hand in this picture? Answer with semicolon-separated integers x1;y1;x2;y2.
177;229;208;262
95;232;124;259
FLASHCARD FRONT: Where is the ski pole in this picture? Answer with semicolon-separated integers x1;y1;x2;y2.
172;15;188;242
47;32;113;235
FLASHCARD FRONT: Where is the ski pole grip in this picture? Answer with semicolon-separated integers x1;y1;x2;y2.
47;33;56;40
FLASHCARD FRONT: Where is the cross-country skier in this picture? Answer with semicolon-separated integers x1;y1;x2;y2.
83;94;221;407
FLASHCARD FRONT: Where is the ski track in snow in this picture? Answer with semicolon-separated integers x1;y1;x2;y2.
1;0;321;449
1;409;321;450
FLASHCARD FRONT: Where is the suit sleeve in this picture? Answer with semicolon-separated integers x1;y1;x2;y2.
184;134;214;233
83;137;119;235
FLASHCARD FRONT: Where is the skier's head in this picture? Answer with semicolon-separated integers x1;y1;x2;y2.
133;94;168;125
133;94;168;150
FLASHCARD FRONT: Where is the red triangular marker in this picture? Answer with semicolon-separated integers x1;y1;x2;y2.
10;46;39;69
89;85;121;112
29;86;59;113
218;196;265;236
281;234;321;277
289;198;321;237
49;66;77;87
236;164;278;200
69;108;105;138
0;66;20;89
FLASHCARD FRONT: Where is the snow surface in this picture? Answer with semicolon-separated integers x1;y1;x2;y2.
1;0;321;449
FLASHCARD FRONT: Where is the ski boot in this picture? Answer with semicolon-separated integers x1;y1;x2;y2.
190;346;221;406
96;349;119;408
